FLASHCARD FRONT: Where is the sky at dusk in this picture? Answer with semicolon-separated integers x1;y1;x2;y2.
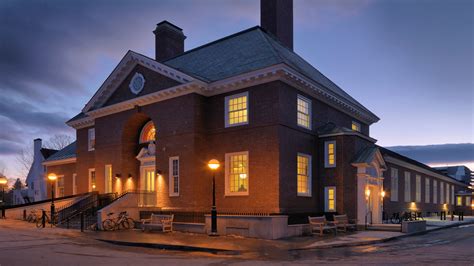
0;0;473;181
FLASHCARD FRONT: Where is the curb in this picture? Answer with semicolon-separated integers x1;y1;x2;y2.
96;238;241;255
290;220;474;251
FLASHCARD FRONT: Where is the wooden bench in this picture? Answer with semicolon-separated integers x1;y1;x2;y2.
308;216;336;236
141;214;174;232
333;214;357;232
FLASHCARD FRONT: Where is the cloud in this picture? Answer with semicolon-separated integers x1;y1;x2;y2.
386;143;474;165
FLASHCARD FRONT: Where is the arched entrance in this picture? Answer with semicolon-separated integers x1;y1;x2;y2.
136;120;157;206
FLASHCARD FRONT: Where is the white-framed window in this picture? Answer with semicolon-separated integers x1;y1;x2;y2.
325;186;336;212
169;156;179;197
225;151;249;196
466;196;471;207
105;165;113;193
451;185;454;206
297;95;311;129
89;168;96;192
390;168;399;202
56;175;65;198
440;182;444;204
424;177;430;203
72;173;77;195
297;153;312;197
88;128;95;151
324;141;336;168
446;183;449;204
404;171;411;202
351;121;361;132
456;196;462;206
415;175;421;203
225;92;248;127
433;180;438;204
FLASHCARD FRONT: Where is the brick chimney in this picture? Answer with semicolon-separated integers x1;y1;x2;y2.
260;0;293;50
153;21;186;62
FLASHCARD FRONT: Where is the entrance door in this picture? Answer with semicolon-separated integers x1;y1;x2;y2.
140;167;156;206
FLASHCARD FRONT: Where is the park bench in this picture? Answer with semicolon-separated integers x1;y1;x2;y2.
141;214;174;233
308;216;336;236
333;214;357;232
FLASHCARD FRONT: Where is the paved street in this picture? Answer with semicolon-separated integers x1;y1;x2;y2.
0;219;473;265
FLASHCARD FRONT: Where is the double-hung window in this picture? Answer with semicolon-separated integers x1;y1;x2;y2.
440;182;444;204
404;172;411;202
466;196;471;207
390;168;399;202
297;95;311;129
433;180;438;204
225;92;248;127
56;176;65;198
225;151;249;195
169;157;179;196
88;128;95;151
325;187;336;212
424;177;430;203
324;141;336;168
297;153;312;197
415;175;421;202
89;169;96;192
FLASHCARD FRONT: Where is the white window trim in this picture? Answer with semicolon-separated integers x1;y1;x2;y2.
297;152;312;197
324;141;336;168
415;175;421;203
352;121;361;132
225;151;249;196
390;168;399;202
297;94;312;130
169;156;179;197
104;164;112;194
325;186;336;212
466;196;471;207
424;177;430;204
72;173;77;195
433;180;438;204
88;128;95;151
224;91;249;128
404;171;411;202
88;168;96;192
55;175;65;197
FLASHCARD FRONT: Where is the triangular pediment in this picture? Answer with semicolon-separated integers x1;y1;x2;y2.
82;51;204;113
352;146;387;171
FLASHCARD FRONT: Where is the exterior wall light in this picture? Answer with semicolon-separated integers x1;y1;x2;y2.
239;173;247;179
156;170;163;178
381;190;386;199
115;174;121;179
365;188;371;200
128;174;133;179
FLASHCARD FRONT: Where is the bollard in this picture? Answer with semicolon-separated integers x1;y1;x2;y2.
451;212;454;221
42;210;46;228
80;212;84;232
23;209;27;220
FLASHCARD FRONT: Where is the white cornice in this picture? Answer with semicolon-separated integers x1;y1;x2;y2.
43;157;77;166
384;156;467;187
319;131;377;143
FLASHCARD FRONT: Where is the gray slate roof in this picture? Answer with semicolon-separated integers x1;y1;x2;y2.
353;146;379;164
165;26;376;117
44;141;76;162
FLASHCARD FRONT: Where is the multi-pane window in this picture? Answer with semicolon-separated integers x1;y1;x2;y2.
425;178;430;203
169;157;179;196
88;128;95;151
404;172;411;202
225;152;249;195
440;182;444;204
446;184;450;204
456;196;462;206
390;168;399;202
324;141;336;168
89;169;96;192
433;180;438;204
351;121;361;132
72;173;77;195
297;153;312;196
297;95;311;129
415;175;421;203
451;185;454;206
56;176;64;198
325;187;336;212
225;92;248;127
466;196;471;207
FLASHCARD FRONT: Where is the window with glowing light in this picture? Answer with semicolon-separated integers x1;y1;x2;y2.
225;92;248;127
297;95;311;129
225;151;248;195
57;176;65;198
324;141;336;168
352;121;361;132
139;121;156;144
89;169;96;192
456;196;462;206
325;187;336;212
297;153;312;197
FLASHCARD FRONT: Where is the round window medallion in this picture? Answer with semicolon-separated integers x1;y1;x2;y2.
129;72;145;95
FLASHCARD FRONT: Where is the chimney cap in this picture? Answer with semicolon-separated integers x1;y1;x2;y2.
154;20;184;34
34;138;42;142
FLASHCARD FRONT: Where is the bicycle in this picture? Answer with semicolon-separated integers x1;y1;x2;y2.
36;210;58;228
26;210;40;223
390;212;401;224
102;211;134;231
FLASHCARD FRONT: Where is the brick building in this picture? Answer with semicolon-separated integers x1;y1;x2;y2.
42;0;472;237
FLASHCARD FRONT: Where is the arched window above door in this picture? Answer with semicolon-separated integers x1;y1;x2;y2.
139;121;156;144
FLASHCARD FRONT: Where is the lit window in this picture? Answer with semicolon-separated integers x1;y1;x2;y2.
56;176;64;198
169;157;179;196
433;180;438;204
225;151;249;195
105;165;112;193
88;128;95;151
324;141;336;168
390;168;399;202
139;121;156;144
466;196;471;207
297;95;311;129
352;121;361;132
325;187;336;212
225;92;248;127
89;169;96;192
425;178;430;203
456;196;462;206
297;153;312;197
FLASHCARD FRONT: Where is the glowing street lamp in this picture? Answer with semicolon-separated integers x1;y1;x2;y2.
48;173;57;226
0;176;7;219
207;159;220;236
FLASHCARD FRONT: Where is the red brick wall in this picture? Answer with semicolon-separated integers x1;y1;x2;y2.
45;163;76;198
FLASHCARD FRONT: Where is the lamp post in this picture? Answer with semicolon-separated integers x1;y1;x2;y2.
0;176;7;219
207;159;220;236
48;173;57;226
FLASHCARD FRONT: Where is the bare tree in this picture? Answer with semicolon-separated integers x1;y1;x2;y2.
13;178;23;190
44;134;73;150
